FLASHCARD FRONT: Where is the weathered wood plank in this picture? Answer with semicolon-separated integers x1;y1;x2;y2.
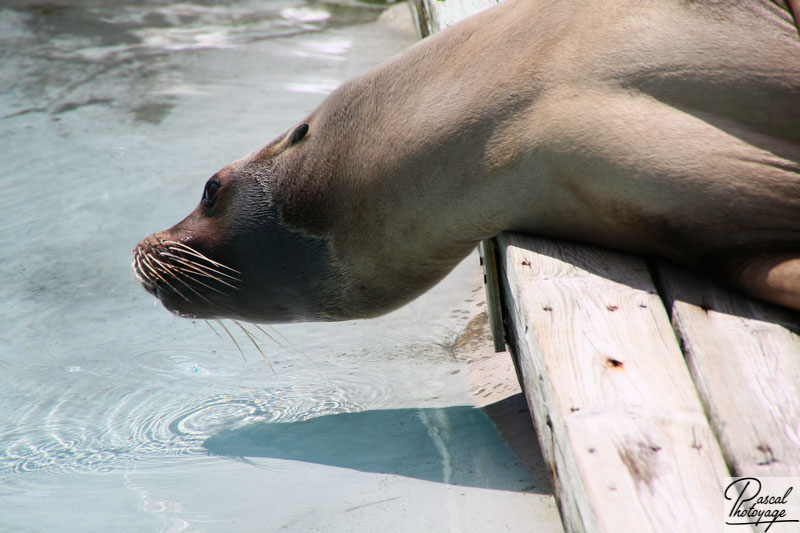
498;233;730;533
407;0;499;38
478;239;507;353
656;261;800;477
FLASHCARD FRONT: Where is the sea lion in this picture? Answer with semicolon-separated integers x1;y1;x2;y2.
133;0;800;322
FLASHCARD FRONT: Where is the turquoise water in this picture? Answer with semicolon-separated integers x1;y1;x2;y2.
0;2;555;531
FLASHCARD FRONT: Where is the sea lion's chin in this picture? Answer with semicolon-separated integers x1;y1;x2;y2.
154;287;217;320
155;285;320;323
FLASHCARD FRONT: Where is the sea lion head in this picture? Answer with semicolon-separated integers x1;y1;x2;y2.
132;122;345;323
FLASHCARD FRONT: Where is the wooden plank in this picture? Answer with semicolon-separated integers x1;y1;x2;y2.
656;261;800;477
479;239;507;352
497;233;730;533
407;0;499;38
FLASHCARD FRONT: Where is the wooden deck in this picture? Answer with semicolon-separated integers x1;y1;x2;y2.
408;1;800;531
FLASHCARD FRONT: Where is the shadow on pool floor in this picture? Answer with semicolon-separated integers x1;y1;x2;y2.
203;404;547;493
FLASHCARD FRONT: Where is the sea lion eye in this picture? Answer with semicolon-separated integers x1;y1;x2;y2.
202;179;220;208
290;122;309;145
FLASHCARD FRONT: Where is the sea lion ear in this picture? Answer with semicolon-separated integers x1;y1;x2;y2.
290;122;309;145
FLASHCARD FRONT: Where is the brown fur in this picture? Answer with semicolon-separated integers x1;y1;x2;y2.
134;0;800;321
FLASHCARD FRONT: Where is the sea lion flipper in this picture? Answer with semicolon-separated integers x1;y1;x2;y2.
736;255;800;312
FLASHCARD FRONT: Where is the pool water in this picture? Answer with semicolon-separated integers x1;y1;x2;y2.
0;1;560;531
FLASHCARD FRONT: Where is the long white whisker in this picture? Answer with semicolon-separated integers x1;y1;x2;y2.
159;246;239;281
234;320;276;375
206;320;223;340
132;252;144;282
147;254;178;277
217;320;246;362
161;249;240;283
257;324;312;362
164;240;240;273
170;263;239;291
149;256;211;304
174;268;228;296
251;323;287;351
142;256;191;303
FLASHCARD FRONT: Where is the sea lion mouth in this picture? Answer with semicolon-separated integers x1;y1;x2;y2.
132;237;240;316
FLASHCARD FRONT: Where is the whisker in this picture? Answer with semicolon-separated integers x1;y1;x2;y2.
175;268;229;296
165;260;240;291
267;325;300;350
147;254;178;278
171;275;213;305
141;252;167;279
161;245;238;275
234;320;276;376
217;320;246;362
250;323;287;351
164;240;240;273
206;320;223;340
251;324;311;362
135;241;238;307
132;253;146;283
142;256;191;303
160;250;240;283
268;325;312;362
149;255;211;304
139;256;161;280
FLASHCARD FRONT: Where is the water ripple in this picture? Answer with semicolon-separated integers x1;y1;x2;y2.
0;379;371;479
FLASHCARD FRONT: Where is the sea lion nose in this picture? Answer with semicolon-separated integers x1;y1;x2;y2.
131;237;162;295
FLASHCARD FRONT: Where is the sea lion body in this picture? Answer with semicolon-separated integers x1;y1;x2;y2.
133;0;800;322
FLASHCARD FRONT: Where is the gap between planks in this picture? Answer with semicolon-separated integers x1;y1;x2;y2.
497;232;730;533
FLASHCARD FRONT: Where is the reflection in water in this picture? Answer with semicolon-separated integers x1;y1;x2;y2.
1;383;368;478
0;0;390;124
